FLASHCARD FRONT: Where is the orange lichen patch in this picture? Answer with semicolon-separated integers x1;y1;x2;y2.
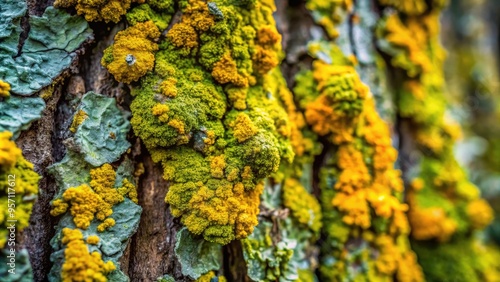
383;14;432;77
168;119;186;134
212;53;249;87
467;199;494;230
332;190;371;229
210;155;226;178
231;113;258;143
305;62;369;143
69;110;88;133
252;47;279;75
160;78;178;98
102;21;160;83
408;204;457;242
256;26;281;46
404;80;425;99
151;103;170;122
167;23;198;49
97;218;116;232
378;0;428;15
60;228;115;281
167;0;214;49
0;131;21;167
117;178;138;204
241;166;253;180
0;80;10;97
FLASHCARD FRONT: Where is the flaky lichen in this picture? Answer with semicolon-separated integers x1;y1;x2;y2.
0;131;39;249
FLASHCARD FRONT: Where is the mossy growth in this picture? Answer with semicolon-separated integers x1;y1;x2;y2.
0;131;40;249
123;0;294;245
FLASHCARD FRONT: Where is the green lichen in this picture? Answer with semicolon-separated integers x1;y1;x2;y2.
48;92;140;281
174;228;222;280
0;249;33;282
0;3;92;96
71;92;131;167
0;95;45;139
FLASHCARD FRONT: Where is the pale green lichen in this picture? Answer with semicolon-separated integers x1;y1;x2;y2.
174;228;222;280
71;92;131;167
0;95;45;139
0;3;92;96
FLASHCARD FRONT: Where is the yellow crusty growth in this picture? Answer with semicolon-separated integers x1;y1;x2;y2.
102;21;160;83
54;0;145;23
69;110;88;133
231;113;258;143
50;164;131;231
86;235;100;245
60;228;115;282
0;132;40;248
0;80;10;97
0;131;21;167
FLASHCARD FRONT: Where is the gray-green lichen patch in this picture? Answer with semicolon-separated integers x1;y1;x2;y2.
0;248;33;282
156;274;175;282
0;0;27;56
242;220;299;282
72;92;131;167
48;158;142;282
0;2;93;96
0;95;45;138
174;227;222;280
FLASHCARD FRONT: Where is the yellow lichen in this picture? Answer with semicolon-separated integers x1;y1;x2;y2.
60;228;115;282
86;235;100;245
231;113;258;143
0;80;10;97
0;132;21;167
0;132;39;248
152;103;170;123
50;164;130;231
102;21;160;83
212;53;249;87
160;77;178;98
467;199;494;230
210;155;226;179
54;0;144;23
69;110;88;133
